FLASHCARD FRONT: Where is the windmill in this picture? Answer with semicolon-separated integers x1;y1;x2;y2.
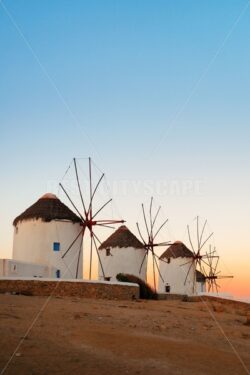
182;216;216;293
136;197;171;292
59;157;125;279
204;245;233;293
182;216;233;294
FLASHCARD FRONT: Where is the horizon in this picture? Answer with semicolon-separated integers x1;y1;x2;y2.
0;1;250;298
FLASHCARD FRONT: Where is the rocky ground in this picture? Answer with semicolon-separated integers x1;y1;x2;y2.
0;294;249;375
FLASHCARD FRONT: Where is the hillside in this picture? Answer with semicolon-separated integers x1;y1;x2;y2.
0;294;249;374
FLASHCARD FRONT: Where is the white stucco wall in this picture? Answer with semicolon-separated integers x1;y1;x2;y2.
0;259;57;278
196;280;206;294
158;257;197;295
12;219;83;279
98;246;147;282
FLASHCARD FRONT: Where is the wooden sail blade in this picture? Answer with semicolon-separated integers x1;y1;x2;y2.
75;231;84;278
73;158;87;215
199;232;214;253
61;229;84;259
153;253;164;283
152;206;161;229
136;222;147;246
88;173;105;214
89;232;93;280
184;260;194;285
199;219;207;251
197;216;200;250
92;198;112;220
94;219;125;225
150;242;171;247
149;197;153;240
153;218;168;241
96;223;115;229
180;259;193;267
187;225;196;255
92;233;106;279
142;203;150;239
139;250;148;274
88;157;93;218
152;251;157;292
59;183;85;223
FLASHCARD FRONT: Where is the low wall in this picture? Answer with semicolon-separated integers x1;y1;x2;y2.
157;293;186;301
187;295;250;312
0;278;139;300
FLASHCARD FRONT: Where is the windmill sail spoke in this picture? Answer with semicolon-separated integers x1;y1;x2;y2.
92;198;112;220
91;231;102;246
187;225;195;255
61;229;84;259
59;183;85;223
199;232;213;252
142;203;150;239
89;233;93;280
139;251;148;274
95;219;125;224
199;219;207;250
92;233;106;279
196;216;200;250
136;222;147;245
200;258;211;268
153;218;168;241
152;206;161;229
149;197;153;239
88;157;93;217
184;260;194;285
96;223;115;229
180;259;193;267
88;173;105;214
152;251;157;292
154;254;164;283
152;242;171;247
192;264;197;294
74;158;87;215
75;232;84;278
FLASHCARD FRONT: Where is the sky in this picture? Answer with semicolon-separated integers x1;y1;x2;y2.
0;0;249;297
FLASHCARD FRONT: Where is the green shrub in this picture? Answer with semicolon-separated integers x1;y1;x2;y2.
116;273;157;300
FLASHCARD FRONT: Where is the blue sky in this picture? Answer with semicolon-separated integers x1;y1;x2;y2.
0;0;249;295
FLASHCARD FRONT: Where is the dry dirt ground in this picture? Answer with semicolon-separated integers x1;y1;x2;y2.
0;294;250;375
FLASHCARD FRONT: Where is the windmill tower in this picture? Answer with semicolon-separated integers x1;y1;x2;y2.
203;246;233;293
12;193;83;279
180;216;233;294
98;225;147;281
158;241;196;295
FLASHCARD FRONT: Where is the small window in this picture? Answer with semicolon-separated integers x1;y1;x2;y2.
11;264;17;273
56;269;61;278
106;248;111;256
167;258;171;264
165;284;170;293
104;277;111;281
53;242;60;251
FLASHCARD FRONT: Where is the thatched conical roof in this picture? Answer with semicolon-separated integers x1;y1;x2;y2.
160;241;193;260
196;270;206;282
13;193;81;226
99;225;145;250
